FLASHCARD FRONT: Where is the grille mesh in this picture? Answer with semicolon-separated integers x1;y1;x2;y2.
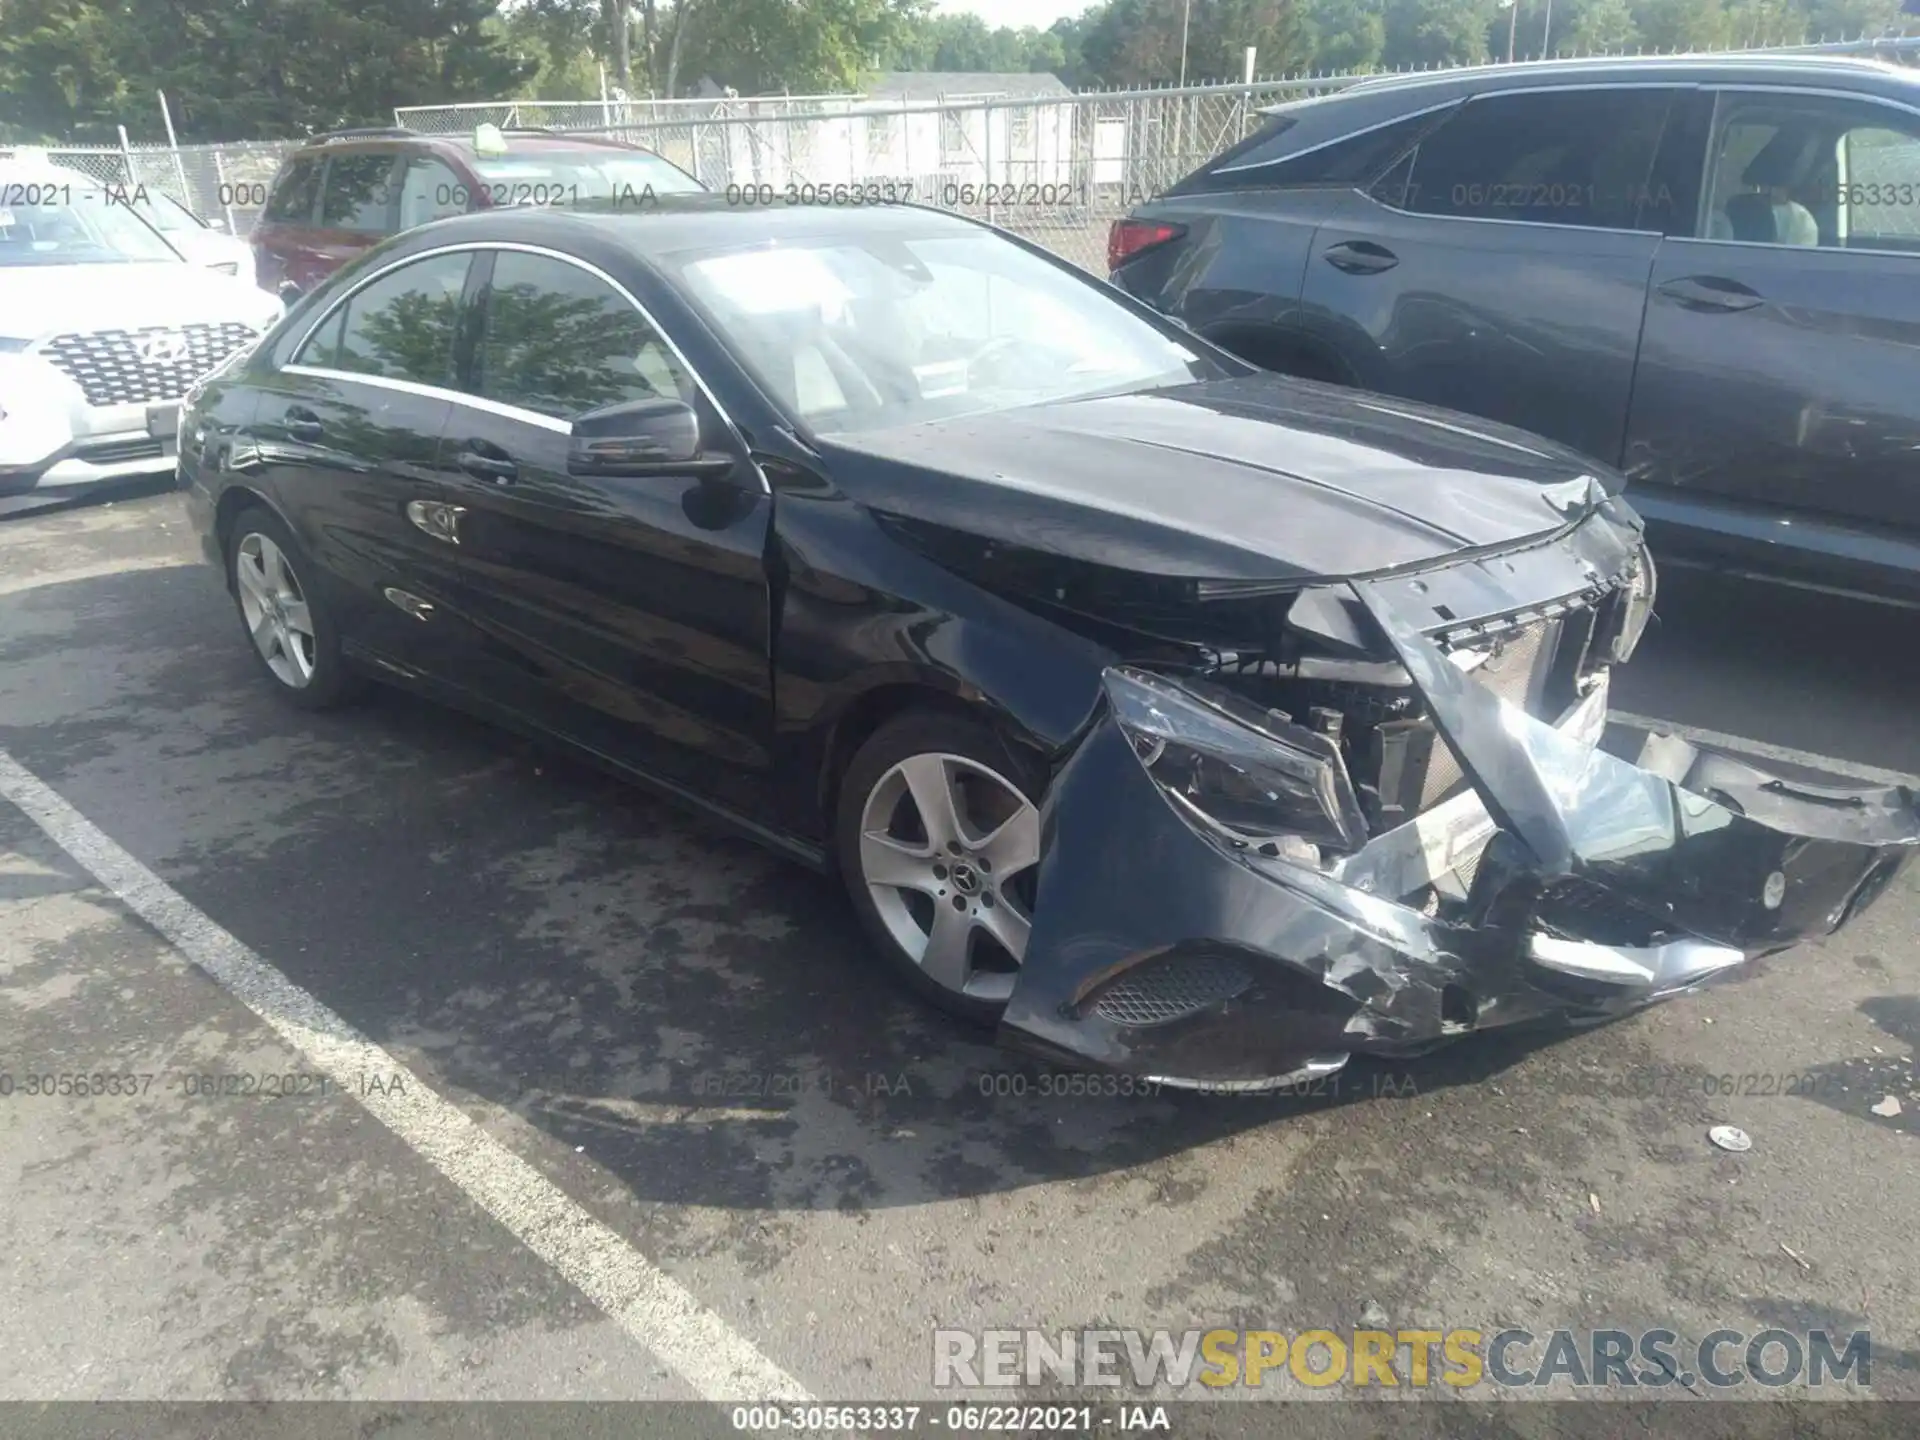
1418;619;1559;810
40;323;257;407
1091;955;1254;1028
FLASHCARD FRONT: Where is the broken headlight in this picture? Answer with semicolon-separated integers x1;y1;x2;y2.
1105;667;1370;856
1611;543;1657;662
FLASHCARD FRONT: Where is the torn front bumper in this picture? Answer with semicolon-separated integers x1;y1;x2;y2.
1001;583;1917;1088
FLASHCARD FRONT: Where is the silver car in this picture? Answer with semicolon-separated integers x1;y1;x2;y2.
0;163;283;502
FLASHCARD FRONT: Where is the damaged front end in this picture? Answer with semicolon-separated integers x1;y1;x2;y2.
1003;515;1918;1089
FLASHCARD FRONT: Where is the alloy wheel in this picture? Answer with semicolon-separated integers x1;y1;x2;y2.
858;751;1041;1004
235;531;317;689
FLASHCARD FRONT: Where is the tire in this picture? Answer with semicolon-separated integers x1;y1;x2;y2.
226;505;363;710
837;711;1046;1025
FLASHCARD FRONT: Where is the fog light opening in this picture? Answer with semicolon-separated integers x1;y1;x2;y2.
1762;870;1786;911
1440;984;1476;1033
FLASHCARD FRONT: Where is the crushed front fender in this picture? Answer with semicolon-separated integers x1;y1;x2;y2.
1000;584;1917;1088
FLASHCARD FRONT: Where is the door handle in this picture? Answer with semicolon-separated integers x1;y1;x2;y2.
456;446;518;485
1657;275;1764;312
1323;240;1400;275
406;498;466;545
284;406;323;442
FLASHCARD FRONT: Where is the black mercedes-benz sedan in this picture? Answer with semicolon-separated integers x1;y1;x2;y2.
179;197;1917;1090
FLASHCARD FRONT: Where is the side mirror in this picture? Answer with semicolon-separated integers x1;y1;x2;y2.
207;218;230;233
568;396;733;478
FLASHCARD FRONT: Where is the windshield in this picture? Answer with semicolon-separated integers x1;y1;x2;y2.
471;151;703;200
666;229;1225;435
0;181;181;265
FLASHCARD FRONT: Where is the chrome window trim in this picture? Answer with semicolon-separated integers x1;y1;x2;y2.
282;238;759;484
282;363;572;433
1692;84;1920;251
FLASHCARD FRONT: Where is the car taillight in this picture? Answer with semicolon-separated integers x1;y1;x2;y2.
1107;219;1186;271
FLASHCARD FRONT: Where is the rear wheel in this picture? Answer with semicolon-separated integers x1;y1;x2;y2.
837;712;1044;1024
227;507;362;710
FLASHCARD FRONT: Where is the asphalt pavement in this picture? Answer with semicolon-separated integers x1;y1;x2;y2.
1;489;1916;1423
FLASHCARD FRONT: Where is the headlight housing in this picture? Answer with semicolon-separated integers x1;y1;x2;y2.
1610;543;1657;662
1105;667;1369;858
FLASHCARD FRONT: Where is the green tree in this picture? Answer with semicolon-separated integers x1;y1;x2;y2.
0;0;130;142
1382;0;1496;66
1300;0;1387;70
1553;0;1642;51
0;0;530;142
665;0;923;95
1076;0;1308;85
496;0;603;99
880;13;1070;72
1805;0;1908;39
1627;0;1734;49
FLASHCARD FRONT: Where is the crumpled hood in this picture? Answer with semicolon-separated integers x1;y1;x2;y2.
0;263;280;342
820;374;1619;583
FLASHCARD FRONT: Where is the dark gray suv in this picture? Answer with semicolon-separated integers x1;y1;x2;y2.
1112;54;1920;606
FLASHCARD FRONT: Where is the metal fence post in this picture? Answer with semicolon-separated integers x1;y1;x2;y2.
213;147;235;233
115;124;136;194
157;89;192;205
984;100;995;224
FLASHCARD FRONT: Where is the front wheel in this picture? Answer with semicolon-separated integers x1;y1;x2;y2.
837;712;1045;1024
227;506;362;710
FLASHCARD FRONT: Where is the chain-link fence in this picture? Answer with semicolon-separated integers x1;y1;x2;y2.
8;34;1920;264
0;138;300;238
467;79;1352;269
394;95;858;132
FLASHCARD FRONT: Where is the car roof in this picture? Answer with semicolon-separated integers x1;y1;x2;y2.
290;128;658;159
1329;50;1920;103
401;194;987;258
0;159;94;183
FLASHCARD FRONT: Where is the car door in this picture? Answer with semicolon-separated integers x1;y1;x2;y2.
424;246;777;817
1299;85;1683;467
250;248;477;670
1624;85;1920;591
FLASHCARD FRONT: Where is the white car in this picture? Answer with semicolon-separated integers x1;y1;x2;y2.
133;190;257;278
0;163;282;503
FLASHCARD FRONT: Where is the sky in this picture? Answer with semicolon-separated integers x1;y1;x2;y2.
935;0;1093;33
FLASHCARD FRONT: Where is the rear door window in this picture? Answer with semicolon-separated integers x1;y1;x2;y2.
297;251;472;385
264;158;323;224
1195;107;1456;194
1391;87;1680;232
319;154;401;234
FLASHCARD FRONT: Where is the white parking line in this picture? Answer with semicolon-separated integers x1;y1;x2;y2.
0;747;812;1405
1609;711;1920;789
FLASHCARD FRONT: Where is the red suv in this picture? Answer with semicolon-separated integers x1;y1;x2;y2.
250;126;705;298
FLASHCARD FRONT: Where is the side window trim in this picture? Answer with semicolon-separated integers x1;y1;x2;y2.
1679;84;1920;256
